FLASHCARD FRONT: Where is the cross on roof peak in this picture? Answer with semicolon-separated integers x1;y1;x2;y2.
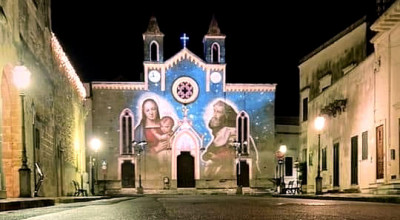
180;33;189;48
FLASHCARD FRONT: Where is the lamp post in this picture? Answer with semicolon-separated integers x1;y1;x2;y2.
231;141;242;195
314;116;325;195
90;138;101;195
13;64;32;197
278;145;287;194
134;141;147;194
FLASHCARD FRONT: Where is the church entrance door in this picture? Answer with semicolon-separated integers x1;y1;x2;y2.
237;161;250;187
177;152;195;188
121;161;135;188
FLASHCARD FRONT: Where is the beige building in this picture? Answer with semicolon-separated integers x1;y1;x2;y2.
274;117;300;191
0;1;87;197
299;1;400;194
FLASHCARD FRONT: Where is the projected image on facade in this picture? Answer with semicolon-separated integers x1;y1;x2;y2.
89;16;277;191
202;100;237;178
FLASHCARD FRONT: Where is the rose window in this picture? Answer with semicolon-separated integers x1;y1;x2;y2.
172;77;199;104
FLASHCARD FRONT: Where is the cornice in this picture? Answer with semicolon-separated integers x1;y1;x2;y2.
92;82;146;90
225;83;276;92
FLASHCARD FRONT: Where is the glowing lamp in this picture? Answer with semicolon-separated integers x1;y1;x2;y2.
314;116;325;131
90;138;101;152
279;145;287;154
13;65;31;90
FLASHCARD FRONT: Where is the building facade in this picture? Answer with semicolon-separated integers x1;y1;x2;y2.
86;17;277;193
274;117;300;192
299;0;400;194
0;0;87;197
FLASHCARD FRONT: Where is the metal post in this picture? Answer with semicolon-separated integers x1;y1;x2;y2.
19;93;31;197
236;152;242;195
137;150;143;194
90;155;94;195
282;158;285;193
315;133;323;195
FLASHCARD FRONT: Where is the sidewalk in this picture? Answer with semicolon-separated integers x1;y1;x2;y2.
0;196;110;212
272;192;400;204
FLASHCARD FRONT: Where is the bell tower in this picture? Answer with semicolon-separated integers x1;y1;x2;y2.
143;16;164;62
203;15;226;64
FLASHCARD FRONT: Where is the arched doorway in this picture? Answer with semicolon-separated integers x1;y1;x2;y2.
177;152;195;188
237;161;249;187
121;161;135;188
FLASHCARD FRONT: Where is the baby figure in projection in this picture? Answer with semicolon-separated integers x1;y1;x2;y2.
151;116;175;154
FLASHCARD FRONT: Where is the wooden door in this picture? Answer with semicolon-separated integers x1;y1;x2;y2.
376;125;384;179
121;161;135;188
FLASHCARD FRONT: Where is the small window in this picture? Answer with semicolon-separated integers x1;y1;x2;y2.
319;73;332;92
302;98;308;122
362;131;368;160
391;149;396;160
211;43;220;63
150;41;159;61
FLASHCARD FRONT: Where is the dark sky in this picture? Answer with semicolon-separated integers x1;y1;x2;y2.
51;1;371;117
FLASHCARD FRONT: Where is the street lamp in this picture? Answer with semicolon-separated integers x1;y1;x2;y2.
133;141;147;194
13;64;32;197
231;141;242;195
90;138;101;195
314;116;325;195
278;144;287;194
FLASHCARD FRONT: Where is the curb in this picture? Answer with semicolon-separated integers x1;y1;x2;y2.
55;196;111;204
0;199;55;212
272;194;400;204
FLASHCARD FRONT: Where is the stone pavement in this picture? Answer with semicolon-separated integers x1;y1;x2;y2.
273;192;400;204
2;191;400;212
0;196;110;212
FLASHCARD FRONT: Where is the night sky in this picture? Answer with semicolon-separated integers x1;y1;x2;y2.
51;1;372;117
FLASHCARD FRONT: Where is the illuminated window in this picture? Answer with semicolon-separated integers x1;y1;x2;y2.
150;41;159;61
120;109;134;154
211;43;220;63
237;111;249;154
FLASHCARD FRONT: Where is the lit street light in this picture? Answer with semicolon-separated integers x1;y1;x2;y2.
314;116;325;195
13;64;32;197
278;145;287;194
90;138;101;195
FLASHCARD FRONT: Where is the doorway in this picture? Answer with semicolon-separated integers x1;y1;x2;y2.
121;161;135;188
351;136;358;185
177;152;195;188
333;143;340;187
376;125;384;179
237;161;249;187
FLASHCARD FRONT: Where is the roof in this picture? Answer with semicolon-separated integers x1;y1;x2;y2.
299;16;366;64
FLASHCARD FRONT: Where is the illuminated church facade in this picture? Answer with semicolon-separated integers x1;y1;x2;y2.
86;17;276;193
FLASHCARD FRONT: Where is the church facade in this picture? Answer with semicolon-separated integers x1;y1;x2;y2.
87;17;276;193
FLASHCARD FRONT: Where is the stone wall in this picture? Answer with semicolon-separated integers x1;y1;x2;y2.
0;0;87;197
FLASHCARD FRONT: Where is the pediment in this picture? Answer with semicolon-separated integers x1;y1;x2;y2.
164;48;207;71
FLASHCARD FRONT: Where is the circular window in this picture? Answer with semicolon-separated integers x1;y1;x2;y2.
172;77;199;104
